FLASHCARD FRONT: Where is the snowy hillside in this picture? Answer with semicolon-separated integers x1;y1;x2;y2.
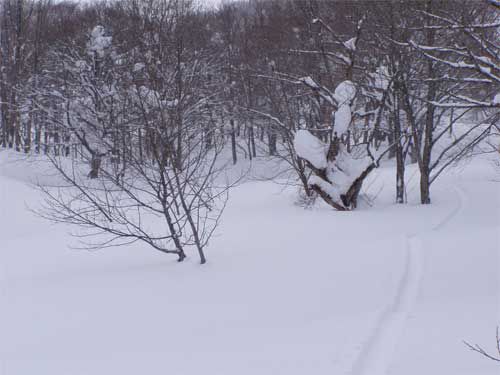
1;151;498;375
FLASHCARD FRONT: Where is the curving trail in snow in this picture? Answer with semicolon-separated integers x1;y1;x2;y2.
350;187;465;375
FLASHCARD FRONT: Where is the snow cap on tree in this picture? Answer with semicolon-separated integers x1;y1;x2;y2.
88;25;112;58
334;80;356;105
334;105;352;135
294;129;328;170
333;80;356;134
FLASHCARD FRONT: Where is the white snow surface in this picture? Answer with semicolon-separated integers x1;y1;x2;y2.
0;150;499;375
294;129;328;169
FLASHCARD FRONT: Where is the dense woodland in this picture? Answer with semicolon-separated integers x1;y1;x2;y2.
0;0;499;262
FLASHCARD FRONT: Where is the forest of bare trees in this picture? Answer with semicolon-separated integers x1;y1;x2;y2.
0;0;498;261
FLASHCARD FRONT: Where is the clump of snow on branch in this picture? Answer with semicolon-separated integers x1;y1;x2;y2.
294;129;328;169
343;37;357;51
333;80;356;134
300;76;320;89
333;105;352;135
306;147;373;203
309;174;341;199
371;66;390;94
137;86;178;110
493;92;500;105
75;60;87;70
334;80;356;105
133;63;145;72
328;148;372;191
88;25;112;58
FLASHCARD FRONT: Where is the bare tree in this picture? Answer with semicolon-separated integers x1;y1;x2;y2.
393;0;499;203
33;1;231;264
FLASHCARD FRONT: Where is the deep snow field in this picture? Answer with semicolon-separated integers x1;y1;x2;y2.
0;150;498;375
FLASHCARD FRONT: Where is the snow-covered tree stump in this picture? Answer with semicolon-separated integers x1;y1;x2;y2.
294;129;375;210
294;80;377;211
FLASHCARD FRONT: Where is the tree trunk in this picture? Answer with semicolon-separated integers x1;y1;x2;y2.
230;118;237;164
297;159;312;197
420;168;431;205
249;124;256;158
268;131;277;156
420;0;437;205
393;91;405;203
340;163;376;209
24;110;32;153
388;117;395;159
89;154;101;179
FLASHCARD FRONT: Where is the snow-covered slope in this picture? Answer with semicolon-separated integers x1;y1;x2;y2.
0;151;498;375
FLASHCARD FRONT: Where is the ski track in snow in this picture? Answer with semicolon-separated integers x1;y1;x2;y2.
350;186;465;375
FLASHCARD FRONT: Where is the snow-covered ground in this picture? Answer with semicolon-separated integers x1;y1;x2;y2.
0;151;498;375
